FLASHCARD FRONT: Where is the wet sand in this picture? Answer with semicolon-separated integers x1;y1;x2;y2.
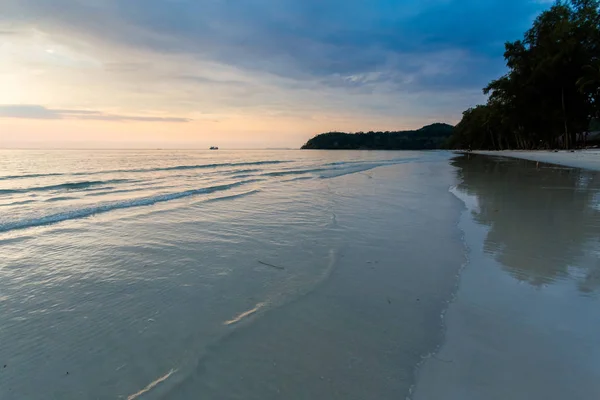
163;161;465;399
472;150;600;171
414;155;600;400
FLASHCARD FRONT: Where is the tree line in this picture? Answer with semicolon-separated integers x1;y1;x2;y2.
448;0;600;150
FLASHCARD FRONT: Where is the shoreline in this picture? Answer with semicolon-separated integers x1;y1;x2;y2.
459;149;600;171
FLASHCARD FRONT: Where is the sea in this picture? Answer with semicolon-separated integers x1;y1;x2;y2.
0;149;598;400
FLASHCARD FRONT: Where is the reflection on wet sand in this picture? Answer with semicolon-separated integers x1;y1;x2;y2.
453;154;600;294
414;154;600;400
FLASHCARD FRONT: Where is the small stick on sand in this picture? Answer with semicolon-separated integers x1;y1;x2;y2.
258;260;285;270
432;355;453;363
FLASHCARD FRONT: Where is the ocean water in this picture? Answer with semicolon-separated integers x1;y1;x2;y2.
0;149;463;399
2;150;598;399
0;149;424;233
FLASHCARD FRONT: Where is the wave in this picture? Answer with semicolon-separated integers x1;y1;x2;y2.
284;176;313;182
0;179;130;195
0;172;65;181
324;160;372;166
324;158;406;167
203;190;261;203
319;159;420;179
319;164;381;179
45;196;78;202
0;179;262;233
263;158;422;180
0;161;287;181
0;199;37;207
82;185;179;197
227;168;262;175
133;161;284;174
261;168;326;177
259;163;395;180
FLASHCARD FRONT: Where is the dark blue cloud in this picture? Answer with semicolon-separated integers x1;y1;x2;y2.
4;0;547;92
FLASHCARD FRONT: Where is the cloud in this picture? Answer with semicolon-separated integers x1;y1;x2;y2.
0;105;61;119
103;62;153;72
0;105;190;122
175;75;249;87
2;0;546;93
0;0;552;146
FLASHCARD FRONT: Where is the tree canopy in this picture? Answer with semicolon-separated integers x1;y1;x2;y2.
301;123;454;150
448;0;600;150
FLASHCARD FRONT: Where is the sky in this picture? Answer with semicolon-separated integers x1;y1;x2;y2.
0;0;549;148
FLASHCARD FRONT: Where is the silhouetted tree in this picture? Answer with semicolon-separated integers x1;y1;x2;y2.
449;0;600;149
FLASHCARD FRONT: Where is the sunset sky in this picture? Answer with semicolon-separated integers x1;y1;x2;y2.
1;0;547;148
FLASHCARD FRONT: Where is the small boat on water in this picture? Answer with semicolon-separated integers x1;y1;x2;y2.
209;146;219;150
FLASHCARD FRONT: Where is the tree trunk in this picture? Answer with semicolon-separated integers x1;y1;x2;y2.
488;124;496;150
562;86;569;149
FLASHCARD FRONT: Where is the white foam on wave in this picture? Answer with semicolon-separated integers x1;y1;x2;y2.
224;302;267;325
126;368;177;400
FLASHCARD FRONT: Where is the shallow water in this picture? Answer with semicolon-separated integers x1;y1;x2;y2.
2;150;598;399
0;149;462;399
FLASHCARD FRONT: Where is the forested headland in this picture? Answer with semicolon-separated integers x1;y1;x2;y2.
301;123;454;150
448;0;600;150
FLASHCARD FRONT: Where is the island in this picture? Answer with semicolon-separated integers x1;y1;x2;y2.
301;123;454;150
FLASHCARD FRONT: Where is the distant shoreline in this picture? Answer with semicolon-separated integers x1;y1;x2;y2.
301;123;454;150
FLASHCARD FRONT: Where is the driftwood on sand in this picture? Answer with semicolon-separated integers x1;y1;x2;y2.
257;260;285;270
